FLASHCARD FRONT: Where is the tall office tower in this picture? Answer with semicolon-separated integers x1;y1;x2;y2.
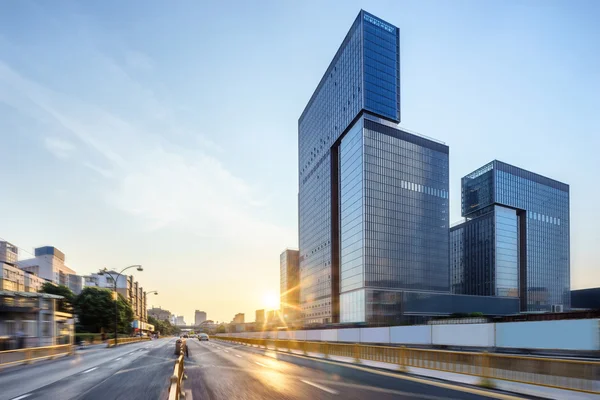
280;248;300;325
451;160;570;311
195;310;207;326
299;10;451;325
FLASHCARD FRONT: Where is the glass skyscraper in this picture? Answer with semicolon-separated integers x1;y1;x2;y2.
451;160;570;312
298;10;454;325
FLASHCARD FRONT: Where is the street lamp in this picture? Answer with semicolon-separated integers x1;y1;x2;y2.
98;265;143;347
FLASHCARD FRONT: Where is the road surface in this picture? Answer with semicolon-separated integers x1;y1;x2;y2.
0;337;535;399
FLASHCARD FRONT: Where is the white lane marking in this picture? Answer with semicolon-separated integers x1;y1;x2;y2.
235;354;242;358
82;367;98;374
10;395;31;400
224;350;229;353
216;347;222;349
115;357;122;361
301;380;339;395
255;361;267;367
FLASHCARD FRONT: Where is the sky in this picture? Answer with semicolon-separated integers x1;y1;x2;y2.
0;0;599;324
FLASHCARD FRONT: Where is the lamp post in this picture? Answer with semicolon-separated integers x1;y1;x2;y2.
98;265;143;347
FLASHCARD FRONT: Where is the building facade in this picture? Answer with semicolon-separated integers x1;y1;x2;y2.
280;249;300;325
17;246;83;294
233;313;244;324
84;271;147;322
571;288;600;310
299;10;460;325
175;315;185;325
0;241;18;265
451;160;570;312
148;307;171;322
194;310;207;326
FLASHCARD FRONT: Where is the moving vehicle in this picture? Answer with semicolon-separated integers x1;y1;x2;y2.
198;333;209;341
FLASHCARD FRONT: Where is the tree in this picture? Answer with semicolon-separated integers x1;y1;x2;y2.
39;282;75;312
148;315;179;336
75;287;134;334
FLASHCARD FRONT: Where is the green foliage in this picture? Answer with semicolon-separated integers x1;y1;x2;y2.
148;315;179;336
74;287;134;334
39;282;75;312
216;324;226;334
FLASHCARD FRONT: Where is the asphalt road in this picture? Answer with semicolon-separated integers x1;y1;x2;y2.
0;337;534;400
184;339;530;400
0;337;177;400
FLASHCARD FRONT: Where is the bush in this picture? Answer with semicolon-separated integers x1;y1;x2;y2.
75;333;103;344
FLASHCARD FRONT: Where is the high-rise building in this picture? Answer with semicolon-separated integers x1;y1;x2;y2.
255;309;265;324
194;310;207;326
280;249;300;325
233;313;244;324
298;10;454;325
451;160;570;312
175;315;186;325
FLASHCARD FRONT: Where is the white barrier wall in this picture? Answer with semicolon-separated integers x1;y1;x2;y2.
338;328;360;342
390;325;431;345
361;327;390;344
217;318;600;351
496;319;600;351
432;323;495;347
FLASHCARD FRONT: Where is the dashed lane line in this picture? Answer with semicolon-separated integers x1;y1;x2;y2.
301;380;339;395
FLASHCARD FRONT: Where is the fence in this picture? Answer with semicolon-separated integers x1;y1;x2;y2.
218;336;600;394
168;339;186;400
0;344;73;368
106;337;151;347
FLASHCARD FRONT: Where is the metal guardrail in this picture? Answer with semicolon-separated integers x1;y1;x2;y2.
168;339;186;400
106;337;151;347
218;336;600;394
0;344;74;368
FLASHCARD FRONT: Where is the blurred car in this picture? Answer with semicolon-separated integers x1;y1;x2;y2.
198;333;209;341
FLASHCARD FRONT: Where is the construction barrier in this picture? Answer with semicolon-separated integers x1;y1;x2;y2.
106;336;151;348
0;344;73;368
168;339;187;400
217;336;600;394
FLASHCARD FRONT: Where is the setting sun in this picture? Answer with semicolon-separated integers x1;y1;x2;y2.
262;292;279;310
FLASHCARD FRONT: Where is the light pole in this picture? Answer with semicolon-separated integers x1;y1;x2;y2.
99;265;143;347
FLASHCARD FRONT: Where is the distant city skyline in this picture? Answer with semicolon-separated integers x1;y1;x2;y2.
1;1;599;323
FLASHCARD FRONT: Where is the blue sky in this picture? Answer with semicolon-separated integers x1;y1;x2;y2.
1;1;598;323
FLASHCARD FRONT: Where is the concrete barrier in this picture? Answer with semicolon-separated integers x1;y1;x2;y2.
360;327;389;344
390;325;431;345
496;319;600;350
432;324;495;347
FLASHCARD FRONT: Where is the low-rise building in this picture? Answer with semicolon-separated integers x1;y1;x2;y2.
18;246;83;295
0;290;74;349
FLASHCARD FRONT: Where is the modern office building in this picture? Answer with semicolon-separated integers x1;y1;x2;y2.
571;288;600;310
194;310;207;326
280;248;300;325
298;10;455;325
451;160;570;312
17;246;83;294
175;315;186;325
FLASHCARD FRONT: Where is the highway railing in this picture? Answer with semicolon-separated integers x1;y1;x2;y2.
0;344;73;368
106;336;151;348
168;339;186;400
217;336;600;394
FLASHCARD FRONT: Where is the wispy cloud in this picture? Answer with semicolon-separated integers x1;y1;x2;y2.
0;58;292;245
44;137;76;159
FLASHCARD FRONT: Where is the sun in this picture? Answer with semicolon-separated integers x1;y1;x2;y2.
262;292;279;310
